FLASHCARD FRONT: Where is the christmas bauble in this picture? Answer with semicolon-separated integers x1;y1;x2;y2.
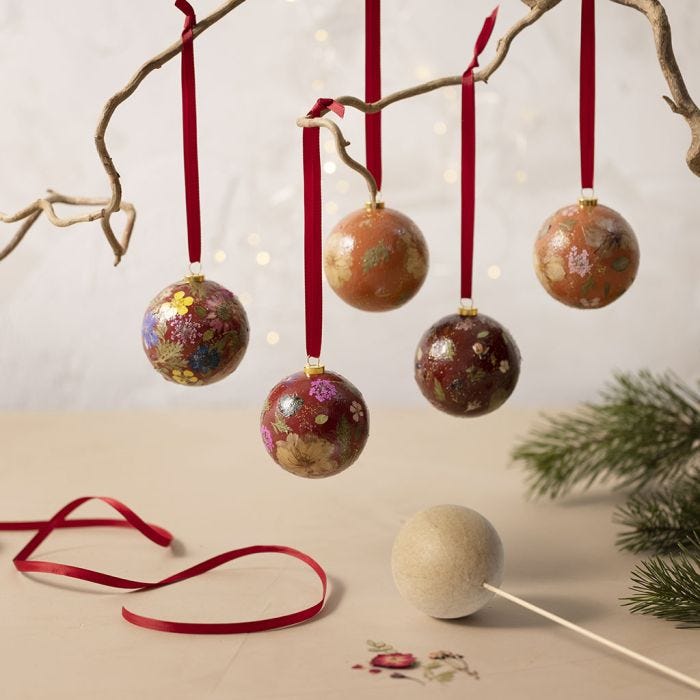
324;203;428;312
260;368;369;478
392;504;504;618
534;200;639;308
414;311;520;416
142;275;249;386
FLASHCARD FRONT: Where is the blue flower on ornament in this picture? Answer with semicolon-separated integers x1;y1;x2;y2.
189;345;220;375
142;313;159;349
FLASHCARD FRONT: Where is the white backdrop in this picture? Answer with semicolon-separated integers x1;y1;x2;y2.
0;0;698;411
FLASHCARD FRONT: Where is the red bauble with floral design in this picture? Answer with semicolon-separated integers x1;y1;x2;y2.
414;312;520;417
260;369;369;478
534;201;639;308
324;204;428;312
142;275;249;386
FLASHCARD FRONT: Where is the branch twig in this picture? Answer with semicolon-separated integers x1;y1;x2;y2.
0;0;246;265
299;0;700;196
609;0;700;176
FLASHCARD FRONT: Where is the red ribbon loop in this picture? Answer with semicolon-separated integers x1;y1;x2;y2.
303;99;344;360
176;0;202;264
580;0;595;190
0;496;327;635
365;0;382;192
461;7;499;301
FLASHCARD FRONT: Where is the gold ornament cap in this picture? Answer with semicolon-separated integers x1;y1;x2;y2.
185;274;205;283
304;363;326;377
365;200;385;212
578;197;598;208
458;306;478;317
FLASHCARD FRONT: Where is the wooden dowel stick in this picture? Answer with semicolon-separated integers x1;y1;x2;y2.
483;583;700;692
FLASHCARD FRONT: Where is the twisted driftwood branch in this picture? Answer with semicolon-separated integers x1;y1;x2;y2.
0;0;246;265
609;0;700;175
1;0;697;265
299;0;699;196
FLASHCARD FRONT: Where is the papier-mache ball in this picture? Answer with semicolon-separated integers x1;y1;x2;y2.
324;204;429;312
391;504;504;618
534;200;639;308
142;275;249;386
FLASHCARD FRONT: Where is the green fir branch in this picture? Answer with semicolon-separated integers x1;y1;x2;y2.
622;536;700;628
614;476;700;553
512;371;700;499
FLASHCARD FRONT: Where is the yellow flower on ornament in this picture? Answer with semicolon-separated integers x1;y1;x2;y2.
168;290;195;316
275;433;338;477
172;369;198;384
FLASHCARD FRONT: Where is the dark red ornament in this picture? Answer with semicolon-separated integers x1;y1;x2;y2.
260;368;369;478
414;311;520;416
142;275;249;386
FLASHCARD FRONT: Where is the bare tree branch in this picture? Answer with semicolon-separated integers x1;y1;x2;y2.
0;0;245;265
1;0;698;265
609;0;700;176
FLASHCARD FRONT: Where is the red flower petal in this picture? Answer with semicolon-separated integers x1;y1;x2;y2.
369;669;382;674
370;653;417;669
352;664;364;669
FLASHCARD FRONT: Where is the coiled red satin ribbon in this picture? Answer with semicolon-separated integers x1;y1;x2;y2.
303;99;345;360
461;7;499;301
580;0;595;190
176;0;202;265
0;496;328;635
365;0;382;192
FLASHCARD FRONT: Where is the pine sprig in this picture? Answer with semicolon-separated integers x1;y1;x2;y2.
622;536;700;628
615;476;700;553
512;371;700;499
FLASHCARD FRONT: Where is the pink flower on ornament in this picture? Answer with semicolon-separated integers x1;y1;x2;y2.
309;378;337;402
172;316;202;344
567;246;592;277
371;653;417;669
205;294;236;333
261;425;274;452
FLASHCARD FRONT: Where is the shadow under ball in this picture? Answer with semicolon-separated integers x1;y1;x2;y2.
392;504;504;618
324;204;429;312
534;201;639;309
260;369;369;478
414;312;521;416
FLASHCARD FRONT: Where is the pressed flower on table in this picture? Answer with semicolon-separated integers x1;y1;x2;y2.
371;653;416;669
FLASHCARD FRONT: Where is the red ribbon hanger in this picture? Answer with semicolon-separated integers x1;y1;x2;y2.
176;0;202;265
461;7;499;302
580;0;595;191
0;496;328;635
365;0;382;192
303;99;345;361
